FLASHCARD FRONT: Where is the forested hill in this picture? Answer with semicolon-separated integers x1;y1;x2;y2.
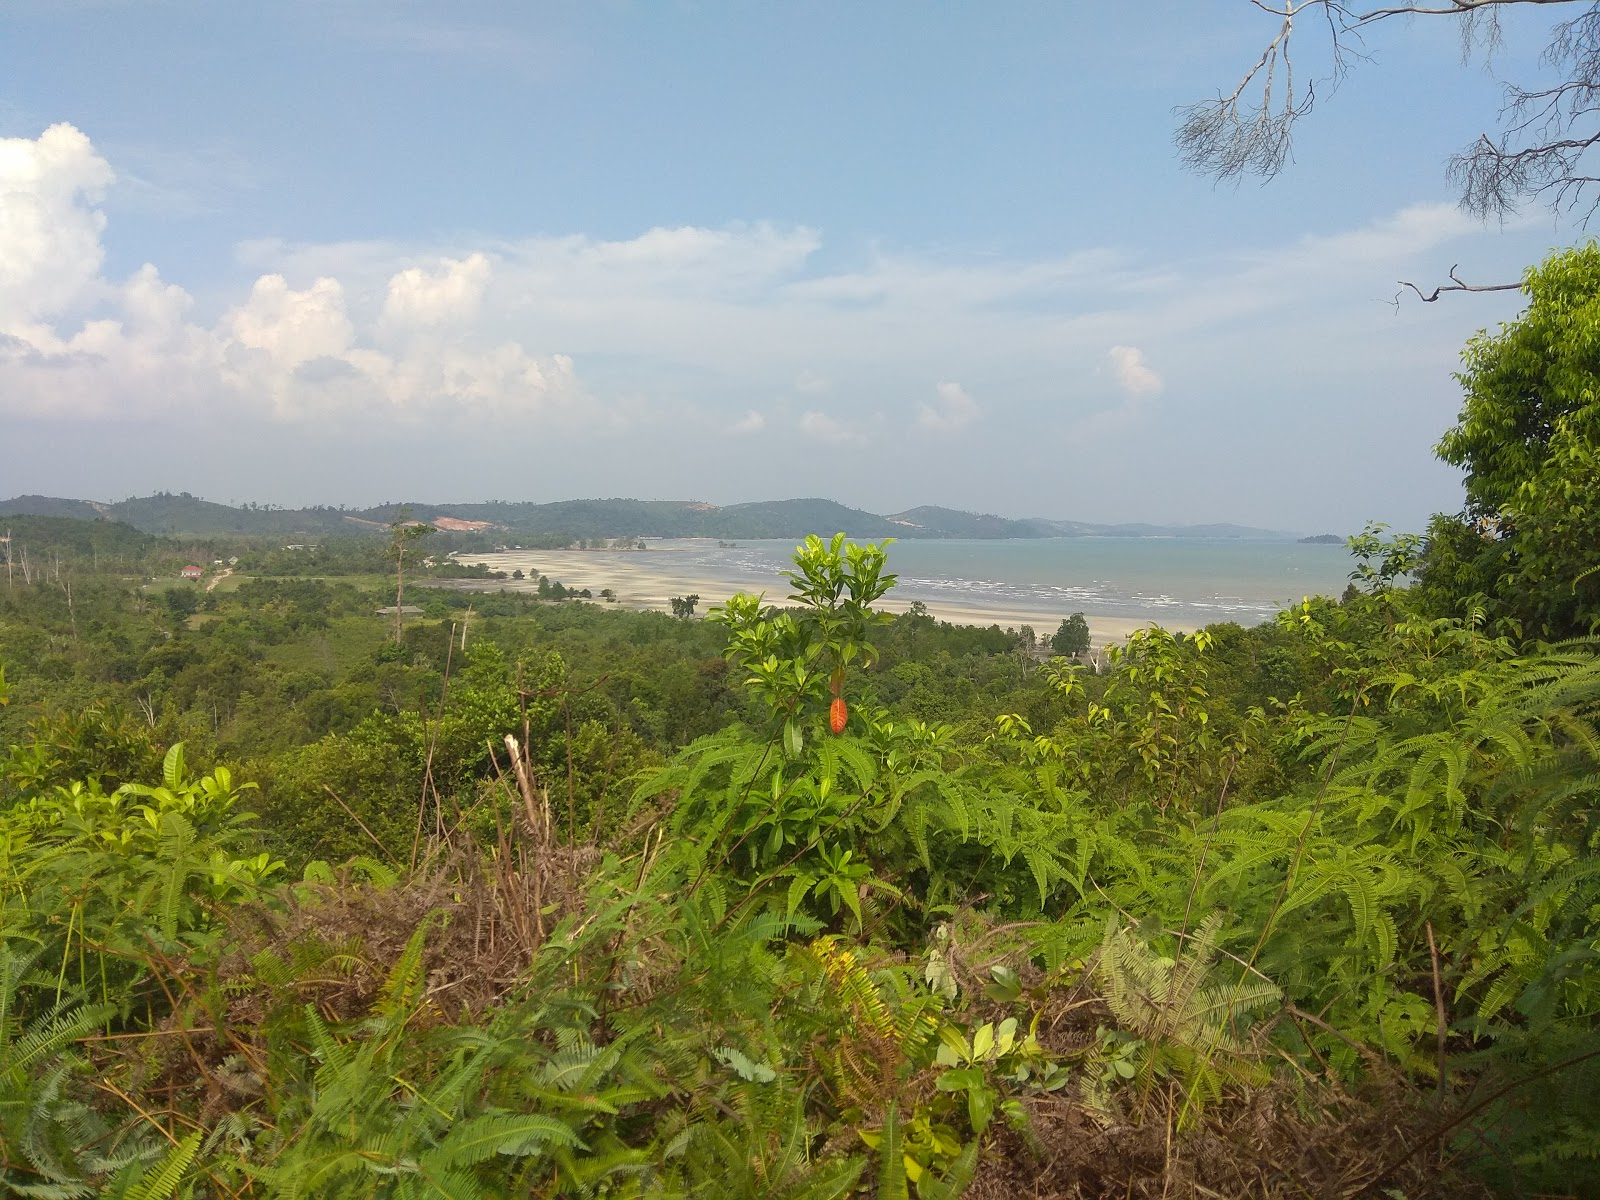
0;492;1294;541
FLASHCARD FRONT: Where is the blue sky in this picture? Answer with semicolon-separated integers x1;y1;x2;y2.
0;2;1584;530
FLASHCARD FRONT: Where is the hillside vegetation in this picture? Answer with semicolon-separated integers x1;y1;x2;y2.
0;494;1288;543
0;246;1598;1197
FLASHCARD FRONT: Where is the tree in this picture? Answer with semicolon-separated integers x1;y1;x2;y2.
1051;613;1090;657
1185;2;1600;223
385;513;432;643
162;586;199;629
1417;242;1600;637
669;594;700;619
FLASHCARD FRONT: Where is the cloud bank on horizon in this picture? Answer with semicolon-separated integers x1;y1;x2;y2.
0;120;1546;528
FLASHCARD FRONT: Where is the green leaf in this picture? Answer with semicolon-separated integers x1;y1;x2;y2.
984;965;1022;1003
161;743;187;793
994;1017;1017;1057
787;874;814;919
127;1131;200;1200
918;1140;979;1200
837;878;863;929
936;1025;969;1061
966;1084;996;1136
875;1102;908;1200
971;1022;995;1060
429;1114;582;1167
712;1045;778;1083
792;1158;867;1200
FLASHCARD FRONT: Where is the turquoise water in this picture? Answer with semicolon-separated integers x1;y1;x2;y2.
648;537;1354;627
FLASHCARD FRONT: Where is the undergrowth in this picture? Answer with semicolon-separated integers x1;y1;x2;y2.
0;532;1595;1197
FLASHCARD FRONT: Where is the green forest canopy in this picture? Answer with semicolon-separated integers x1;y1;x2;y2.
0;493;1294;543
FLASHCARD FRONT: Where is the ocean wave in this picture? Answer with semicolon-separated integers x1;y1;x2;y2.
642;538;1341;626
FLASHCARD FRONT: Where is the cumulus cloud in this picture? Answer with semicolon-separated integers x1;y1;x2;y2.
0;125;579;424
0;123;114;323
1107;345;1163;399
382;253;491;326
228;275;354;366
916;380;981;433
121;263;195;334
0;113;1523;521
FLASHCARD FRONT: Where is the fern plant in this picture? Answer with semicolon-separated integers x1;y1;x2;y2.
1096;914;1279;1113
0;942;170;1198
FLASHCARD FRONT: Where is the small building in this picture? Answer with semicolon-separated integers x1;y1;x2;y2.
374;605;425;618
180;565;203;580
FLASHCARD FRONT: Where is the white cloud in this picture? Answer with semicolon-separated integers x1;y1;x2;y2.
382;253;491;327
1076;346;1166;440
228;275;354;366
1290;202;1487;266
916;380;981;433
121;263;194;334
799;410;865;446
0;123;113;323
1107;345;1163;399
0;126;581;424
568;222;818;279
0;114;1523;523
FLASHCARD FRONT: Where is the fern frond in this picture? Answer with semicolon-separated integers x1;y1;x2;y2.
124;1132;200;1200
427;1113;583;1167
875;1102;907;1200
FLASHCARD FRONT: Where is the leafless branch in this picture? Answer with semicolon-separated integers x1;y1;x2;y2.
1188;2;1600;220
1392;262;1524;303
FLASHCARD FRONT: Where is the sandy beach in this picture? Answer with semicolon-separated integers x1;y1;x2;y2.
438;547;1197;648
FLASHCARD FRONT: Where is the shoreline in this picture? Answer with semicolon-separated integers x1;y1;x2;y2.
429;549;1203;648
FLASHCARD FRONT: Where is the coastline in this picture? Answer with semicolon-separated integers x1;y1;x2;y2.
432;548;1202;648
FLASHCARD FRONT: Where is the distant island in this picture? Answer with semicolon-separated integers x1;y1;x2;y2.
1298;534;1345;545
0;491;1303;543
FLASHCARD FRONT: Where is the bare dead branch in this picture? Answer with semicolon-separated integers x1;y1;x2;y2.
1189;2;1600;221
1392;263;1524;304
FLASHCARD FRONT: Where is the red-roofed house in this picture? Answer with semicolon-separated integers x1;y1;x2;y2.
180;565;203;580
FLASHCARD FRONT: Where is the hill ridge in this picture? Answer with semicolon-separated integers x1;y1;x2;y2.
0;492;1299;542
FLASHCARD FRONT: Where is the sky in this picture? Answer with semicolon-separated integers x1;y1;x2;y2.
0;1;1587;531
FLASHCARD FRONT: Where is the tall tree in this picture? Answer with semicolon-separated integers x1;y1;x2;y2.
1051;613;1091;657
386;513;432;643
1417;242;1600;636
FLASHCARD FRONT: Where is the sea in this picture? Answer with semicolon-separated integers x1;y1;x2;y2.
632;537;1354;630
